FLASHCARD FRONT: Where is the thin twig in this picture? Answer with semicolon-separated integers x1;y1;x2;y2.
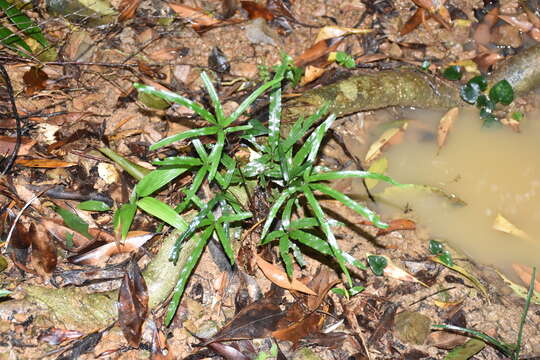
0;64;22;175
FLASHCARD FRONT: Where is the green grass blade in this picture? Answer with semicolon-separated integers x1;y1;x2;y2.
137;197;189;230
223;77;282;127
134;83;216;124
303;185;351;285
290;241;305;268
281;197;295;229
77;200;111;212
290;229;366;270
170;196;220;262
152;156;203;167
0;0;48;47
268;86;281;153
292;113;336;169
114;203;137;240
279;235;294;278
175;166;208;213
219;212;252;223
135;167;188;197
207;130;225;182
431;324;515;356
150;126;219;150
281;103;329;152
308;170;404;186
224;124;253;134
165;224;213;325
310;183;388;229
99;147;150;181
260;186;299;239
515;266;536;359
53;206;91;239
192;139;209;161
215;220;234;264
201;71;225;124
289;217;318;230
0;25;32;53
261;230;285;245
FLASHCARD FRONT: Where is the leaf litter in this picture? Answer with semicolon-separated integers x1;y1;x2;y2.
0;0;540;358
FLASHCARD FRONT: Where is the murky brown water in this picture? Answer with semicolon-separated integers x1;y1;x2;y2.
359;108;540;276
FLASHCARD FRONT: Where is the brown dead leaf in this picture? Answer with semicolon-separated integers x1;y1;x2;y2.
8;222;33;273
38;328;84;345
299;65;326;86
255;254;316;295
401;8;427;36
427;331;468;350
295;37;343;68
15;158;77;168
266;0;296;22
499;14;534;32
512;263;540;292
272;267;339;345
314;25;372;43
375;219;416;236
42;219;113;252
168;3;221;31
437;107;459;151
365;123;407;163
23;67;49;95
70;232;157;266
118;0;141;22
200;298;285;345
0;136;35;156
474;7;499;45
118;260;148;347
241;1;273;20
30;223;57;276
151;325;174;360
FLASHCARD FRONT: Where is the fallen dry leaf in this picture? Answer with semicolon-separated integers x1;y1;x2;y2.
70;232;157;266
512;263;540;292
0;136;35;156
437;107;459;151
294;37;343;67
365;123;407;163
118;0;141;22
118;260;148;347
314;25;372;43
492;213;530;241
15;158;77;168
255;254;316;295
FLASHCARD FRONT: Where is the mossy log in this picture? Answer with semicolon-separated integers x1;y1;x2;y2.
283;45;540;122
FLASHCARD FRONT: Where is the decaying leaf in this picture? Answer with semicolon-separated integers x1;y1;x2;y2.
0;136;35;156
511;263;540;292
23;67;49;95
199;297;285;345
496;268;540;303
367;253;426;285
426;330;468;350
365;123;407;163
42;219;113;252
492;213;530;241
365;157;388;190
375;218;416;236
70;232;158;266
255;254;316;295
314;25;372;43
38;328;85;345
241;1;273;20
30;223;57;276
15;158;77;168
272;267;340;345
300;65;326;85
294;37;343;67
437;107;459;151
431;257;489;300
118;0;141;21
118;260;149;347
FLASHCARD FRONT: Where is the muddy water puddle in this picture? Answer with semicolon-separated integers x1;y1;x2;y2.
356;108;540;277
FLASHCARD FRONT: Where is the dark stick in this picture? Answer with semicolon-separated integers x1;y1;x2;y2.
0;64;22;175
